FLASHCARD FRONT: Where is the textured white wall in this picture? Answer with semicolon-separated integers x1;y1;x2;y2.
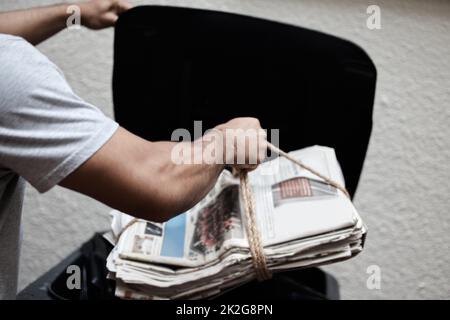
1;0;449;299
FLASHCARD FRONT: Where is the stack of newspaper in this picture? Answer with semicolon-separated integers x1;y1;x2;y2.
106;146;366;299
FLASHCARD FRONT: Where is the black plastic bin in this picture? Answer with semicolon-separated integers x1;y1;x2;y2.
18;233;339;300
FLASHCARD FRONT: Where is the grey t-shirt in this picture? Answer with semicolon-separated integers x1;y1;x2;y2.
0;34;119;299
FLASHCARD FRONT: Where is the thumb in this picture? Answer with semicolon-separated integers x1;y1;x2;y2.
104;11;119;26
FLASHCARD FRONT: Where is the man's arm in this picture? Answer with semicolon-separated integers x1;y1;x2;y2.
60;118;266;223
0;0;131;45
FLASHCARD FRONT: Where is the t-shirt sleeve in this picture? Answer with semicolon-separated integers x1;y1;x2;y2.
0;36;119;193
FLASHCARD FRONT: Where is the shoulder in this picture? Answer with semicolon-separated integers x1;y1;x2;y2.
0;33;26;43
0;33;42;60
0;33;58;71
0;34;67;103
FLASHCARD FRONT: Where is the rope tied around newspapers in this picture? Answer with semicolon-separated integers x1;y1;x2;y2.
239;142;350;282
116;143;350;282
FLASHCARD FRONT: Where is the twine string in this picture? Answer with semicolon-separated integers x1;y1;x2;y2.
238;142;350;281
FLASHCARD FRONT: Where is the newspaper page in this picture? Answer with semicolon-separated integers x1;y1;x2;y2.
114;145;358;267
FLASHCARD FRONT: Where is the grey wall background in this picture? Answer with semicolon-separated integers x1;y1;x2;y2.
1;0;449;299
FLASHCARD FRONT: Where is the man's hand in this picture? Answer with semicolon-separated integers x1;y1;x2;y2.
214;117;267;171
0;1;132;45
78;0;132;30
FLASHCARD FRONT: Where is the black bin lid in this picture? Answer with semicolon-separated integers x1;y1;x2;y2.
113;5;377;197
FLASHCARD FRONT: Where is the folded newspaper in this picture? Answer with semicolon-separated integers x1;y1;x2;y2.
106;145;366;299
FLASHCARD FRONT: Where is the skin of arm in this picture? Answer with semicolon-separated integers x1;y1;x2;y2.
0;0;131;45
60;118;267;223
0;1;267;223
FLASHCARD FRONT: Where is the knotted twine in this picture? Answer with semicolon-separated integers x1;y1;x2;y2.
239;142;350;281
116;143;350;282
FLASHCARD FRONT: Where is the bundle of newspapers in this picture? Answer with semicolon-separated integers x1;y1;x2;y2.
106;145;366;299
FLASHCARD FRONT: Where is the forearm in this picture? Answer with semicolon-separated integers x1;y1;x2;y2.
61;127;225;222
143;141;225;221
61;118;264;223
0;4;70;45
